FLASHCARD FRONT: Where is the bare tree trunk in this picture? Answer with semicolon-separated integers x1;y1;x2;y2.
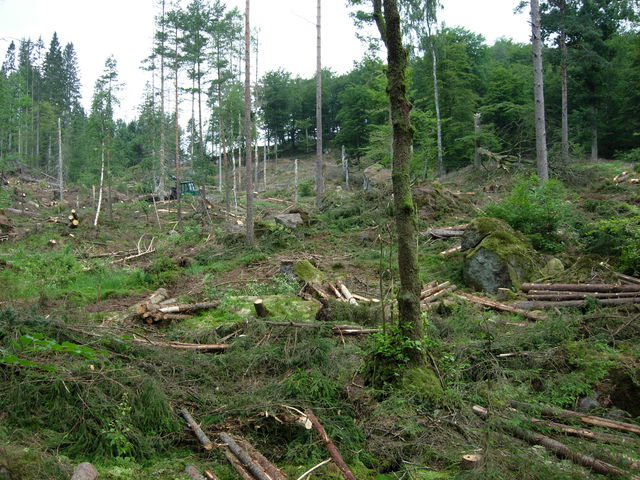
428;24;444;179
174;23;182;225
560;27;569;163
158;0;167;199
294;158;299;204
315;0;324;206
263;141;267;190
244;0;254;245
591;105;598;161
94;140;105;227
57;117;63;202
531;0;549;181
474;113;481;168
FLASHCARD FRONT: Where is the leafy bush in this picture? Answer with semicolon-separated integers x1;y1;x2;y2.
585;215;640;275
483;174;578;252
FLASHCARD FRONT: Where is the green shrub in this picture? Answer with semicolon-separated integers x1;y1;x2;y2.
585;215;640;275
483;174;578;252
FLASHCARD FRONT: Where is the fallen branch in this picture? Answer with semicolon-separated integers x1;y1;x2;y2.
134;336;229;352
455;291;545;322
296;459;332;480
263;321;379;335
439;245;462;258
612;272;640;286
521;283;640;293
529;417;639;445
304;409;358;480
473;406;638;478
180;408;214;451
526;291;640;301
510;401;640;436
422;227;466;238
204;470;221;480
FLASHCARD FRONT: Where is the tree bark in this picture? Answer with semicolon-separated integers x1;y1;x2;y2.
531;0;549;181
219;433;272;480
560;22;569;163
315;0;324;206
374;0;424;361
57;117;63;202
474;113;481;169
428;23;444;179
244;0;254;245
180;408;214;450
455;291;545;321
174;21;182;225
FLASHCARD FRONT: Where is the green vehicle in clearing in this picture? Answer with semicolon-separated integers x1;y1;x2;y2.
170;180;198;199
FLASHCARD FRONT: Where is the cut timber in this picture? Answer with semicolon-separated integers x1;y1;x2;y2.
529;417;638;445
421;281;451;300
159;301;219;314
263;321;379;335
422;284;457;304
514;297;640;310
149;288;169;305
351;293;380;304
521;283;640;293
254;299;270;318
204;470;221;480
526;291;640;301
337;282;358;305
305;409;358;480
133;337;229;352
510;401;640;436
219;433;272;480
223;448;254;480
235;436;287;480
455;291;545;322
423;227;465;238
612;272;640;285
180;408;214;451
473;406;639;479
439;245;461;258
185;465;207;480
327;283;344;300
70;462;98;480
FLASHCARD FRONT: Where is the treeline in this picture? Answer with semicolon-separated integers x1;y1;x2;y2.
0;0;638;193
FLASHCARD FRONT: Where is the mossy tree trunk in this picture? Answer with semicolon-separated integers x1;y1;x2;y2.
373;0;424;365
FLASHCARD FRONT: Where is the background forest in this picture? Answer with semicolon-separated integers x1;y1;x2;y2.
1;0;639;188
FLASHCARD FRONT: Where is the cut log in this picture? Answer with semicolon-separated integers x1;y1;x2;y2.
305;409;358;480
327;282;344;300
70;462;98;480
473;406;638;479
510;401;640;436
612;272;640;285
351;293;380;304
526;291;640;301
422;284;457;304
529;417;638;445
185;465;207;480
149;288;169;305
134;338;229;352
439;245;462;258
235;436;287;480
420;281;451;300
223;448;254;480
423;227;466;238
337;282;358;305
254;299;270;318
514;297;640;310
455;291;545;322
521;283;640;293
461;454;482;470
180;408;214;451
219;433;272;480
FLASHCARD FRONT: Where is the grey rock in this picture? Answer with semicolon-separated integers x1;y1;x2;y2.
274;213;304;229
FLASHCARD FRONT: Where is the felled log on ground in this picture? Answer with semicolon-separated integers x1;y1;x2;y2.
510;401;640;436
219;433;273;480
134;336;229;352
455;291;545;322
136;291;219;323
263;320;379;335
305;409;358;480
222;448;254;480
421;281;451;300
514;297;640;310
337;282;358;305
70;463;98;480
180;408;214;451
526;291;640;301
473;406;638;478
529;417;639;445
204;470;221;480
235;436;288;480
439;245;462;258
422;283;457;304
612;272;640;286
521;283;640;293
185;465;207;480
423;227;466;238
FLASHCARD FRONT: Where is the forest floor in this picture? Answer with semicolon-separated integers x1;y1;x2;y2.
1;153;640;480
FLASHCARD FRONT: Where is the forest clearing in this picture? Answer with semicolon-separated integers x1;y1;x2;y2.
1;0;640;479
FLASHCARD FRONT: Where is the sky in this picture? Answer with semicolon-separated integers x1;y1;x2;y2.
0;0;530;121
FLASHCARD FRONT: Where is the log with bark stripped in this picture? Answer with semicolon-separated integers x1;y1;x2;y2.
420;281;451;300
455;291;545;322
337;282;358;305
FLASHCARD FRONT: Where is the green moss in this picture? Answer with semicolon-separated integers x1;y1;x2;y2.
293;260;326;284
400;366;444;405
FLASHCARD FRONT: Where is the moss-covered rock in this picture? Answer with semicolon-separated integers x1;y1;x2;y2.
294;260;326;284
463;217;541;293
412;183;474;221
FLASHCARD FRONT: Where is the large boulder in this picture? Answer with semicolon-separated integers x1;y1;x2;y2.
274;213;304;229
462;217;541;293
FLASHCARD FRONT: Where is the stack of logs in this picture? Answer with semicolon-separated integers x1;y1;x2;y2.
306;281;380;306
134;288;219;324
515;282;640;310
421;281;457;308
68;209;79;228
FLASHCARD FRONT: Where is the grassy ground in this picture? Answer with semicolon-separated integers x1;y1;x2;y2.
1;154;639;479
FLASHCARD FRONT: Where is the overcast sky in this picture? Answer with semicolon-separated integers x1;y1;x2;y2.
0;0;530;120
